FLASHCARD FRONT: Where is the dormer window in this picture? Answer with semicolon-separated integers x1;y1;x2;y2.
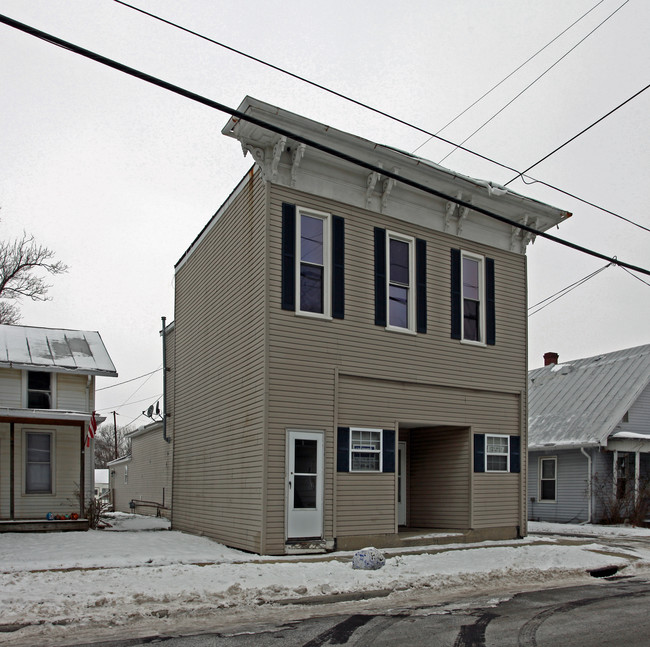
27;371;52;409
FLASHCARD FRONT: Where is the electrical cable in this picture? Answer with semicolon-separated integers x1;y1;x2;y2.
111;0;649;235
1;13;649;277
96;393;163;412
620;266;650;288
528;262;612;316
96;367;161;391
504;81;650;186
412;0;608;154
438;0;631;164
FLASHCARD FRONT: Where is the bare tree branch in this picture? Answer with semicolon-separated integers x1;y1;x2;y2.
0;225;68;323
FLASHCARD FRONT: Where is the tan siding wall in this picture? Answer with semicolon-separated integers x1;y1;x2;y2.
0;369;22;408
266;184;526;550
56;373;89;411
473;472;520;528
172;170;267;553
410;428;470;528
336;473;395;535
111;427;172;517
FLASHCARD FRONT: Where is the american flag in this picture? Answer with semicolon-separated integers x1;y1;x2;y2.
86;411;97;448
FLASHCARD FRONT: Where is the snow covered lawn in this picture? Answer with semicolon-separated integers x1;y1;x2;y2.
2;514;650;646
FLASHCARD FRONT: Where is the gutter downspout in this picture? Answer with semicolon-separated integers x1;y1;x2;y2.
161;316;171;444
580;446;592;524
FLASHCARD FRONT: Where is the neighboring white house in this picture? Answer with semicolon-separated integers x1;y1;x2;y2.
94;468;109;499
528;345;650;524
0;324;117;531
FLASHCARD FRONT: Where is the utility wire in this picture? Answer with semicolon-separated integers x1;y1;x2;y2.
96;367;161;391
1;13;649;277
620;266;650;288
412;0;607;154
528;261;612;316
504;81;650;186
96;393;162;413
438;0;631;164
112;0;650;235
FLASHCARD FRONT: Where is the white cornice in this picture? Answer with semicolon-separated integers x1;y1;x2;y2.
222;96;572;255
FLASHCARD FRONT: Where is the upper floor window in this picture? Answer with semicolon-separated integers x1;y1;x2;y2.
462;253;483;342
27;371;52;409
374;228;426;334
281;203;345;319
350;428;383;472
451;249;495;346
26;431;52;493
388;232;415;331
297;209;331;317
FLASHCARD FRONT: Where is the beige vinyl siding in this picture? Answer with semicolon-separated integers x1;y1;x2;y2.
56;373;89;411
336;473;395;535
0;423;9;517
172;170;267;553
473;472;520;528
0;369;22;408
409;428;470;528
266;184;526;548
112;427;172;517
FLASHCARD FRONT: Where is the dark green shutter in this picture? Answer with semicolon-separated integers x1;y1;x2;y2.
486;257;495;345
332;216;345;319
337;427;350;472
510;436;520;473
416;238;427;334
374;228;387;326
382;429;396;473
474;434;485;473
450;248;461;339
281;203;296;311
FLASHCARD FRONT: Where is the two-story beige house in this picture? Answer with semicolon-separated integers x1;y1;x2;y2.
171;97;571;555
0;324;117;530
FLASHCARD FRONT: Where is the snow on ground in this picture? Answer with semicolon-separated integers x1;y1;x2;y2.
529;520;650;538
2;514;650;646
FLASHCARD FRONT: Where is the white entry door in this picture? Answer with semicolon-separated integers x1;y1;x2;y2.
398;441;407;525
287;431;324;539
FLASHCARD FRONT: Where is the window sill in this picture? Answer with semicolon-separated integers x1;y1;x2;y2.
460;339;487;348
536;500;557;504
385;325;417;336
295;311;333;322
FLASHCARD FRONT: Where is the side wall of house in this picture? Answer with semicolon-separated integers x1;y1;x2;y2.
265;184;527;553
528;449;590;523
172;170;267;553
621;383;650;436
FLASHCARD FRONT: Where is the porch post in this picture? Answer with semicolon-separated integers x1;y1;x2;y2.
9;422;15;520
635;451;641;507
80;421;85;518
613;450;618;499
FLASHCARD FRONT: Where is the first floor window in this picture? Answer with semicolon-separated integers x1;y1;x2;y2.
26;432;52;493
486;434;509;472
350;428;382;472
124;465;128;484
539;457;557;501
27;371;52;409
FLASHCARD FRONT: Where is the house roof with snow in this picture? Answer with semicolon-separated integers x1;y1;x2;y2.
528;344;650;450
0;324;117;377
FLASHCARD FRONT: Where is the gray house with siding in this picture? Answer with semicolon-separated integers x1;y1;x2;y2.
528;345;650;524
171;96;570;555
0;324;117;531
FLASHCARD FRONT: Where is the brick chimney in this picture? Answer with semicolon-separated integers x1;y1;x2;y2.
544;352;559;366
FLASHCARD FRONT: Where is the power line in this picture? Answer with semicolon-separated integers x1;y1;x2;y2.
504;81;650;187
1;13;649;278
412;0;608;154
620;266;650;288
112;0;650;235
528;261;612;316
96;367;161;391
96;393;162;413
438;0;631;164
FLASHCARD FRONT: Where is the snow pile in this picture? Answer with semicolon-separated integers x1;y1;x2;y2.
529;521;650;538
1;515;649;646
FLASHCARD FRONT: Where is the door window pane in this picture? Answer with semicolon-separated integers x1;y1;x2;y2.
294;439;317;474
294;475;317;508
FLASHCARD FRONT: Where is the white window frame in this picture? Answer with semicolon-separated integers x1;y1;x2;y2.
350;427;383;472
386;230;416;334
295;207;331;319
460;250;486;346
23;370;57;409
485;434;510;473
539;456;557;503
23;429;55;495
124;464;129;484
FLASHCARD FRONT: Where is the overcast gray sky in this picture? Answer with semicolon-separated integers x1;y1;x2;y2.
0;0;648;428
